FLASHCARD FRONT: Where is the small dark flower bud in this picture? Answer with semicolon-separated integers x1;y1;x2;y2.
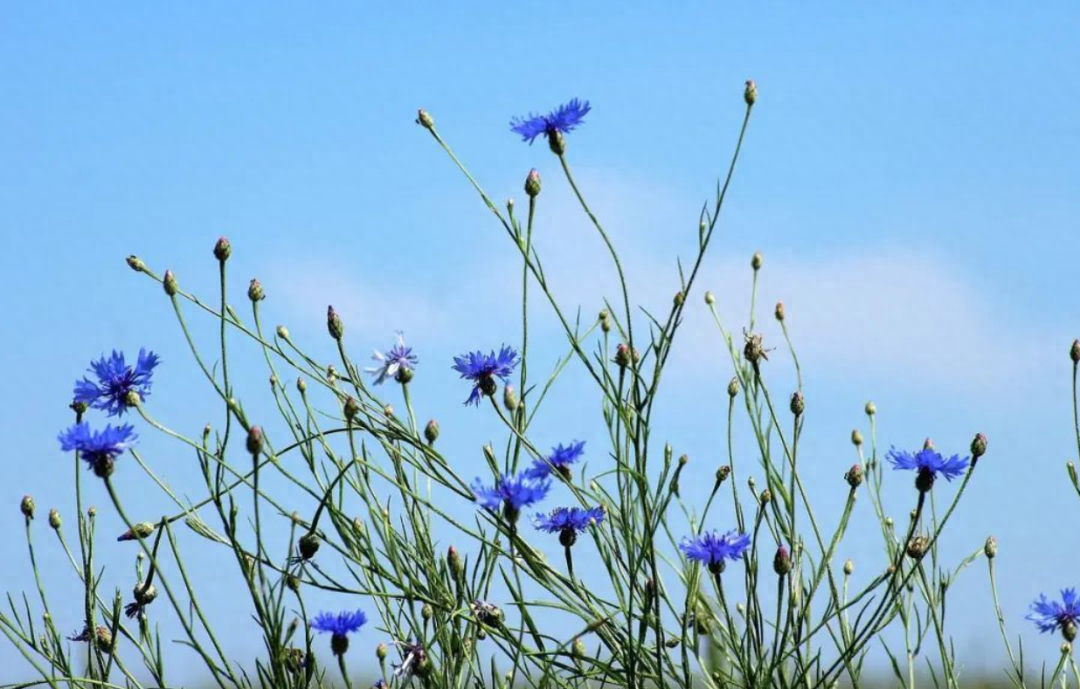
296;377;306;394
790;391;805;417
1072;339;1080;363
775;302;785;321
126;255;146;273
1069;462;1079;489
743;332;768;366
478;375;497;398
865;401;876;416
744;80;757;106
421;604;433;620
20;495;34;520
503;384;519;412
615;344;632;369
70;399;89;414
48;508;61;530
276;325;290;340
844;559;854;575
248;278;265;302
985;536;998;559
94;626;114;654
548;129;566;155
88;507;97;518
396;366;414;384
286;574;301;592
448;545;463;578
327;305;344;341
716;465;731;484
298;532;320;560
213;236;231;261
600;314;612;333
674;291;685;307
851;429;863;446
759;489;772;506
163;270;178;296
425;419;439;445
751;251;763;271
845;464;864;489
344;397;360;422
915;467;935;492
525;169;541;197
773;546;792;575
705;291;716;305
906;535;930;560
92;457;115;478
416;109;434;129
728;377;739;398
665;637;680;648
118;522;156;542
971;433;987;459
246;426;264;456
559;528;577;548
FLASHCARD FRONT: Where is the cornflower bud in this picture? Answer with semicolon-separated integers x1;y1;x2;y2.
851;429;863;446
246;426;264;455
525;169;541;197
985;535;998;559
790;391;805;417
20;495;34;520
298;532;320;560
728;377;739;398
277;325;290;340
503;384;519;412
775;302;785;321
327;305;344;341
906;535;930;561
845;464;864;489
751;251;763;271
118;522;156;542
448;545;463;579
425;419;439;444
773;546;792;575
49;508;61;530
844;559;854;575
674;291;685;307
715;465;731;484
377;642;388;660
344;396;360;422
126;255;146;273
163;270;178;296
705;291;715;305
971;432;988;459
248;278;265;302
744;80;757;106
1072;339;1080;363
416;109;434;129
865;401;876;416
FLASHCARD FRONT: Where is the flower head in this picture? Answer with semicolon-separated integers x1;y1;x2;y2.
452;346;519;406
510;99;591;145
525;440;585;480
886;446;969;491
472;473;550;520
58;423;137;478
680;529;751;574
393;639;428;679
534;506;605;547
311;609;367;655
74;349;160;416
1028;589;1080;641
367;332;418;385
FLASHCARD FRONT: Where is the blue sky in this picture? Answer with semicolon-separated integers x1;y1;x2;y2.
2;2;1079;682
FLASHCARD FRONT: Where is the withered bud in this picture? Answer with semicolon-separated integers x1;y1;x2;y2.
845;464;864;489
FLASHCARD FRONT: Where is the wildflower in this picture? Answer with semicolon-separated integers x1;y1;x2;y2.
373;681;389;689
510;98;591;147
393;639;428;679
470;599;504;627
886;446;969;492
1028;589;1080;641
124;581;158;619
367;332;418;385
58;423;137;478
327;306;344;341
74;349;160;417
452;346;519;406
311;609;367;655
680;529;751;574
69;625;114;653
472;473;550;521
534;506;605;547
525;440;586;480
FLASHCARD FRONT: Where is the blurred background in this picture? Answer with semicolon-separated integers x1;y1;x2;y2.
1;2;1078;684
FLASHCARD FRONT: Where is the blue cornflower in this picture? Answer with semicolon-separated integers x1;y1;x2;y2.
1028;589;1080;640
534;506;605;547
510;99;592;146
680;529;751;574
58;422;137;478
525;440;586;480
452;346;519;406
393;639;427;679
311;609;367;655
74;349;160;416
367;332;418;384
373;681;389;689
472;473;550;521
886;446;969;491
